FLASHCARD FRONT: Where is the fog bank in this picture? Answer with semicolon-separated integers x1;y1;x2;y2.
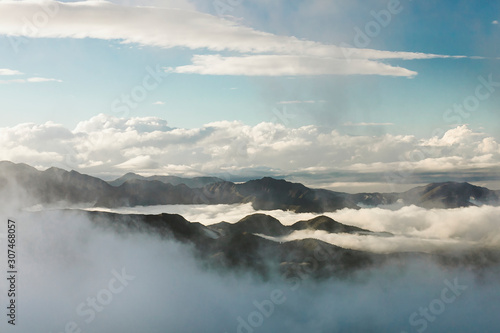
0;209;499;332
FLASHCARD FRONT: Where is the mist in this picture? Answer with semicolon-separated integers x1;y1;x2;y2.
1;208;500;333
85;203;500;253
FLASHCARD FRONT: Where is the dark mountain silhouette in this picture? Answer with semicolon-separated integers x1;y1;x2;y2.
78;210;499;279
400;181;500;208
291;215;370;234
82;210;387;278
210;214;383;238
0;161;115;206
109;172;224;188
210;213;291;237
1;161;499;212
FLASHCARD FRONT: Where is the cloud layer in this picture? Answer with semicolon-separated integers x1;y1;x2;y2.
85;203;500;254
1;207;500;333
0;0;463;77
1;114;500;189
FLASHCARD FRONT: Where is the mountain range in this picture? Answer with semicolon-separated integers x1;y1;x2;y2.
1;160;499;212
74;210;499;279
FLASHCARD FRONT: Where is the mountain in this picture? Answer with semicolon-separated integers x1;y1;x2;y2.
82;210;387;277
210;214;383;238
108;172;224;188
400;181;500;209
210;213;291;237
291;215;370;234
1;161;499;212
352;181;500;208
78;210;499;278
0;161;115;206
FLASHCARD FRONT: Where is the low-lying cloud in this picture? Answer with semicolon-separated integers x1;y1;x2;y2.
86;203;500;253
1;207;500;332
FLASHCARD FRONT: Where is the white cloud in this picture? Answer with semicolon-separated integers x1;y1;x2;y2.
0;1;463;77
171;54;418;77
153;101;165;105
0;68;23;76
85;203;500;253
0;67;60;83
26;77;63;83
6;208;500;333
493;20;499;25
1;114;500;185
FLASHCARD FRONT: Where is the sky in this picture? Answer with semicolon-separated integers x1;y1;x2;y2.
0;0;499;191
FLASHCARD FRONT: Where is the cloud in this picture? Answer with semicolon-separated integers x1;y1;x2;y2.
0;1;464;77
265;204;500;253
1;114;500;187
84;203;500;254
493;20;499;25
2;208;500;333
26;77;63;83
0;68;23;76
153;101;165;105
171;54;419;77
0;67;60;83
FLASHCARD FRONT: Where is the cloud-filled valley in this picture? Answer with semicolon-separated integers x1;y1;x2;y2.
1;162;500;332
1;1;499;332
86;203;500;254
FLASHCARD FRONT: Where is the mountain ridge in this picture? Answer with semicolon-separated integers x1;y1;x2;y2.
1;161;499;212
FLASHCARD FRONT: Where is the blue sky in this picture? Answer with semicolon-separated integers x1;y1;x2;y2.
0;0;499;191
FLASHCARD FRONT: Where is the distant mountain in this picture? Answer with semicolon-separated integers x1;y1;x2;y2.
0;161;115;206
108;172;224;188
400;181;500;209
200;177;359;212
352;181;500;209
1;161;499;212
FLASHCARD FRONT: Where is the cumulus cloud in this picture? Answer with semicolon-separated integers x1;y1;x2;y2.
1;114;500;187
0;0;463;77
